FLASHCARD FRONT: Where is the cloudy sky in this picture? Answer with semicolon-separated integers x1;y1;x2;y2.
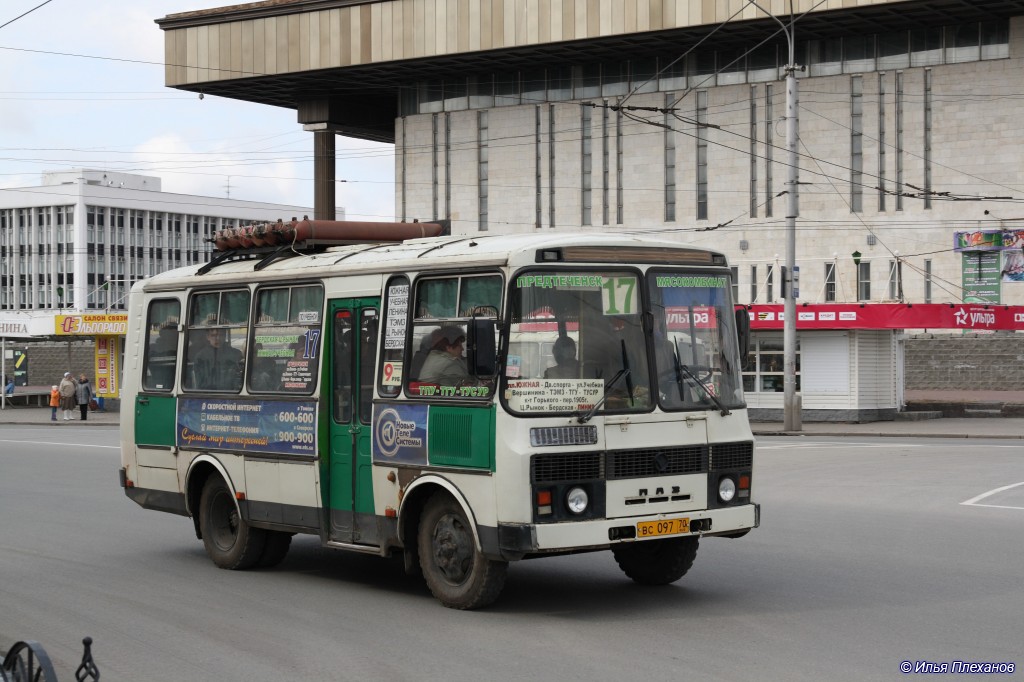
0;0;396;218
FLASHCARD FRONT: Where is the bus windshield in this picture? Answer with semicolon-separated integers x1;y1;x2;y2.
647;270;744;411
503;268;744;415
505;270;652;415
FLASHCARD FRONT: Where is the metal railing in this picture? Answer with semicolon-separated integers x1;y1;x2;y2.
0;637;99;681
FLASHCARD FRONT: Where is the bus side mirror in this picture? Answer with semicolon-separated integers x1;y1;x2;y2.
734;306;751;360
467;316;497;375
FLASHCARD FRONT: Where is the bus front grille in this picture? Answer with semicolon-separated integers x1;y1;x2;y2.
532;442;752;483
532;453;603;483
709;441;754;471
606;446;706;479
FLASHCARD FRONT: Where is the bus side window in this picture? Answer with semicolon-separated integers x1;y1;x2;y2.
183;289;250;393
142;298;180;392
359;309;378;424
406;273;501;397
249;284;323;394
377;276;409;398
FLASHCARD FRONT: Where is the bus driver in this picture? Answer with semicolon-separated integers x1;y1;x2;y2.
418;325;469;385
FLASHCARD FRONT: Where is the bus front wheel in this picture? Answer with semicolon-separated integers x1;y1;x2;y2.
417;493;507;609
612;536;699;585
199;476;266;570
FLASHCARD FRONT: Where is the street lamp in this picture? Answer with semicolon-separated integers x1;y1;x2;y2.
750;0;801;430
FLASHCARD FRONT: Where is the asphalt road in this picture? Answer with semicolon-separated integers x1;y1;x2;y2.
1;426;1022;681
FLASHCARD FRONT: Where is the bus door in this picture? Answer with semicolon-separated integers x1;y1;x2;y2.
135;298;181;463
327;299;380;545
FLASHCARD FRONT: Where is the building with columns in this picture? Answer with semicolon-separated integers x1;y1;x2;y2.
150;0;1024;417
156;0;1024;308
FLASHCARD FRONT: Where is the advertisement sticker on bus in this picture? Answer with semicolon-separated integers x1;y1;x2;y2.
372;404;428;465
177;398;317;456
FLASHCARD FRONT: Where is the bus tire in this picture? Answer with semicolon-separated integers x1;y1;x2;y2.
199;476;266;570
417;493;507;610
258;531;294;568
612;536;699;585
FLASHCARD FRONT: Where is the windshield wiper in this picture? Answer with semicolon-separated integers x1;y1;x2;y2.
577;366;631;423
674;338;730;416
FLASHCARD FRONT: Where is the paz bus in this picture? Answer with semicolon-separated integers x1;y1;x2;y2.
119;220;758;609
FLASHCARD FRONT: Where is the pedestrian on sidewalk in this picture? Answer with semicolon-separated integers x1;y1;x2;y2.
76;374;94;421
49;385;60;421
58;372;77;421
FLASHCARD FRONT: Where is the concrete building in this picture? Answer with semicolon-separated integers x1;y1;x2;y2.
154;0;1024;304
0;169;315;400
152;0;1024;419
0;169;312;314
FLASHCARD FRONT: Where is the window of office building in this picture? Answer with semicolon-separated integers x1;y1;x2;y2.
394;20;1008;116
858;262;871;301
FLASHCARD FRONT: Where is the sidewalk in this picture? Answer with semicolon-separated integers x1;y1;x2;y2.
751;418;1024;439
0;403;120;427
1;401;1022;438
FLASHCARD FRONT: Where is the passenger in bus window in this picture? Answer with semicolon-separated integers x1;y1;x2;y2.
544;336;579;379
194;327;243;390
418;325;468;385
409;329;439;379
148;322;179;388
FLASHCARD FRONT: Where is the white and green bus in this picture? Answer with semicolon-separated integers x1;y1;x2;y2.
119;224;758;609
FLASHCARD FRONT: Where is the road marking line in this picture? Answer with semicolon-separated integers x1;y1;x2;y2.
0;439;118;449
961;481;1024;508
963;503;1024;511
757;442;924;449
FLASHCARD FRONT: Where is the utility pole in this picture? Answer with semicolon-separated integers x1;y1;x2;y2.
752;0;801;430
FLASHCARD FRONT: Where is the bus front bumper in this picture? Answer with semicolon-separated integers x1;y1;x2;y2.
491;503;759;560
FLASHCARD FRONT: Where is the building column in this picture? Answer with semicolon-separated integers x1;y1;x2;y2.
313;128;336;221
298;99;341;222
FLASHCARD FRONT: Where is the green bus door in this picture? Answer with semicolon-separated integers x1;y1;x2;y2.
327;299;379;545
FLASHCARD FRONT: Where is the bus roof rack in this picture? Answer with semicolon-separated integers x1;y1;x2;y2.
199;219;451;274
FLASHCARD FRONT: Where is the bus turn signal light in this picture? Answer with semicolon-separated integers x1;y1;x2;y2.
536;490;552;515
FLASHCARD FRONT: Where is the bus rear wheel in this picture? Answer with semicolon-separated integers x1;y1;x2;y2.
417;493;507;610
199;476;266;570
612;536;699;585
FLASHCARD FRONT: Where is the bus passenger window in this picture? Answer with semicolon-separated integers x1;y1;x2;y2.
142;299;180;392
249;284;324;394
183;290;250;393
359;310;378;424
377;276;409;398
333;312;353;423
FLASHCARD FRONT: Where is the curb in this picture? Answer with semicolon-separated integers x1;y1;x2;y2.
753;430;1024;439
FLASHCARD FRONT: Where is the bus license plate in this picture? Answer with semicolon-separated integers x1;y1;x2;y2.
636;518;690;538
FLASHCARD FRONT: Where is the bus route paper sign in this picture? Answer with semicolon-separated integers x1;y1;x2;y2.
505;379;603;412
384;283;409;350
177;398;316;456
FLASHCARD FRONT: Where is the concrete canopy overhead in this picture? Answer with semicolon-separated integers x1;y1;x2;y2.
157;0;1024;143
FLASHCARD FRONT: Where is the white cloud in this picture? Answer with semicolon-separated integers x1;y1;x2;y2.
0;0;397;215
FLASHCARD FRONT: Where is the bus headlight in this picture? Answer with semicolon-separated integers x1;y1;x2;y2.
566;487;589;514
718;477;737;503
